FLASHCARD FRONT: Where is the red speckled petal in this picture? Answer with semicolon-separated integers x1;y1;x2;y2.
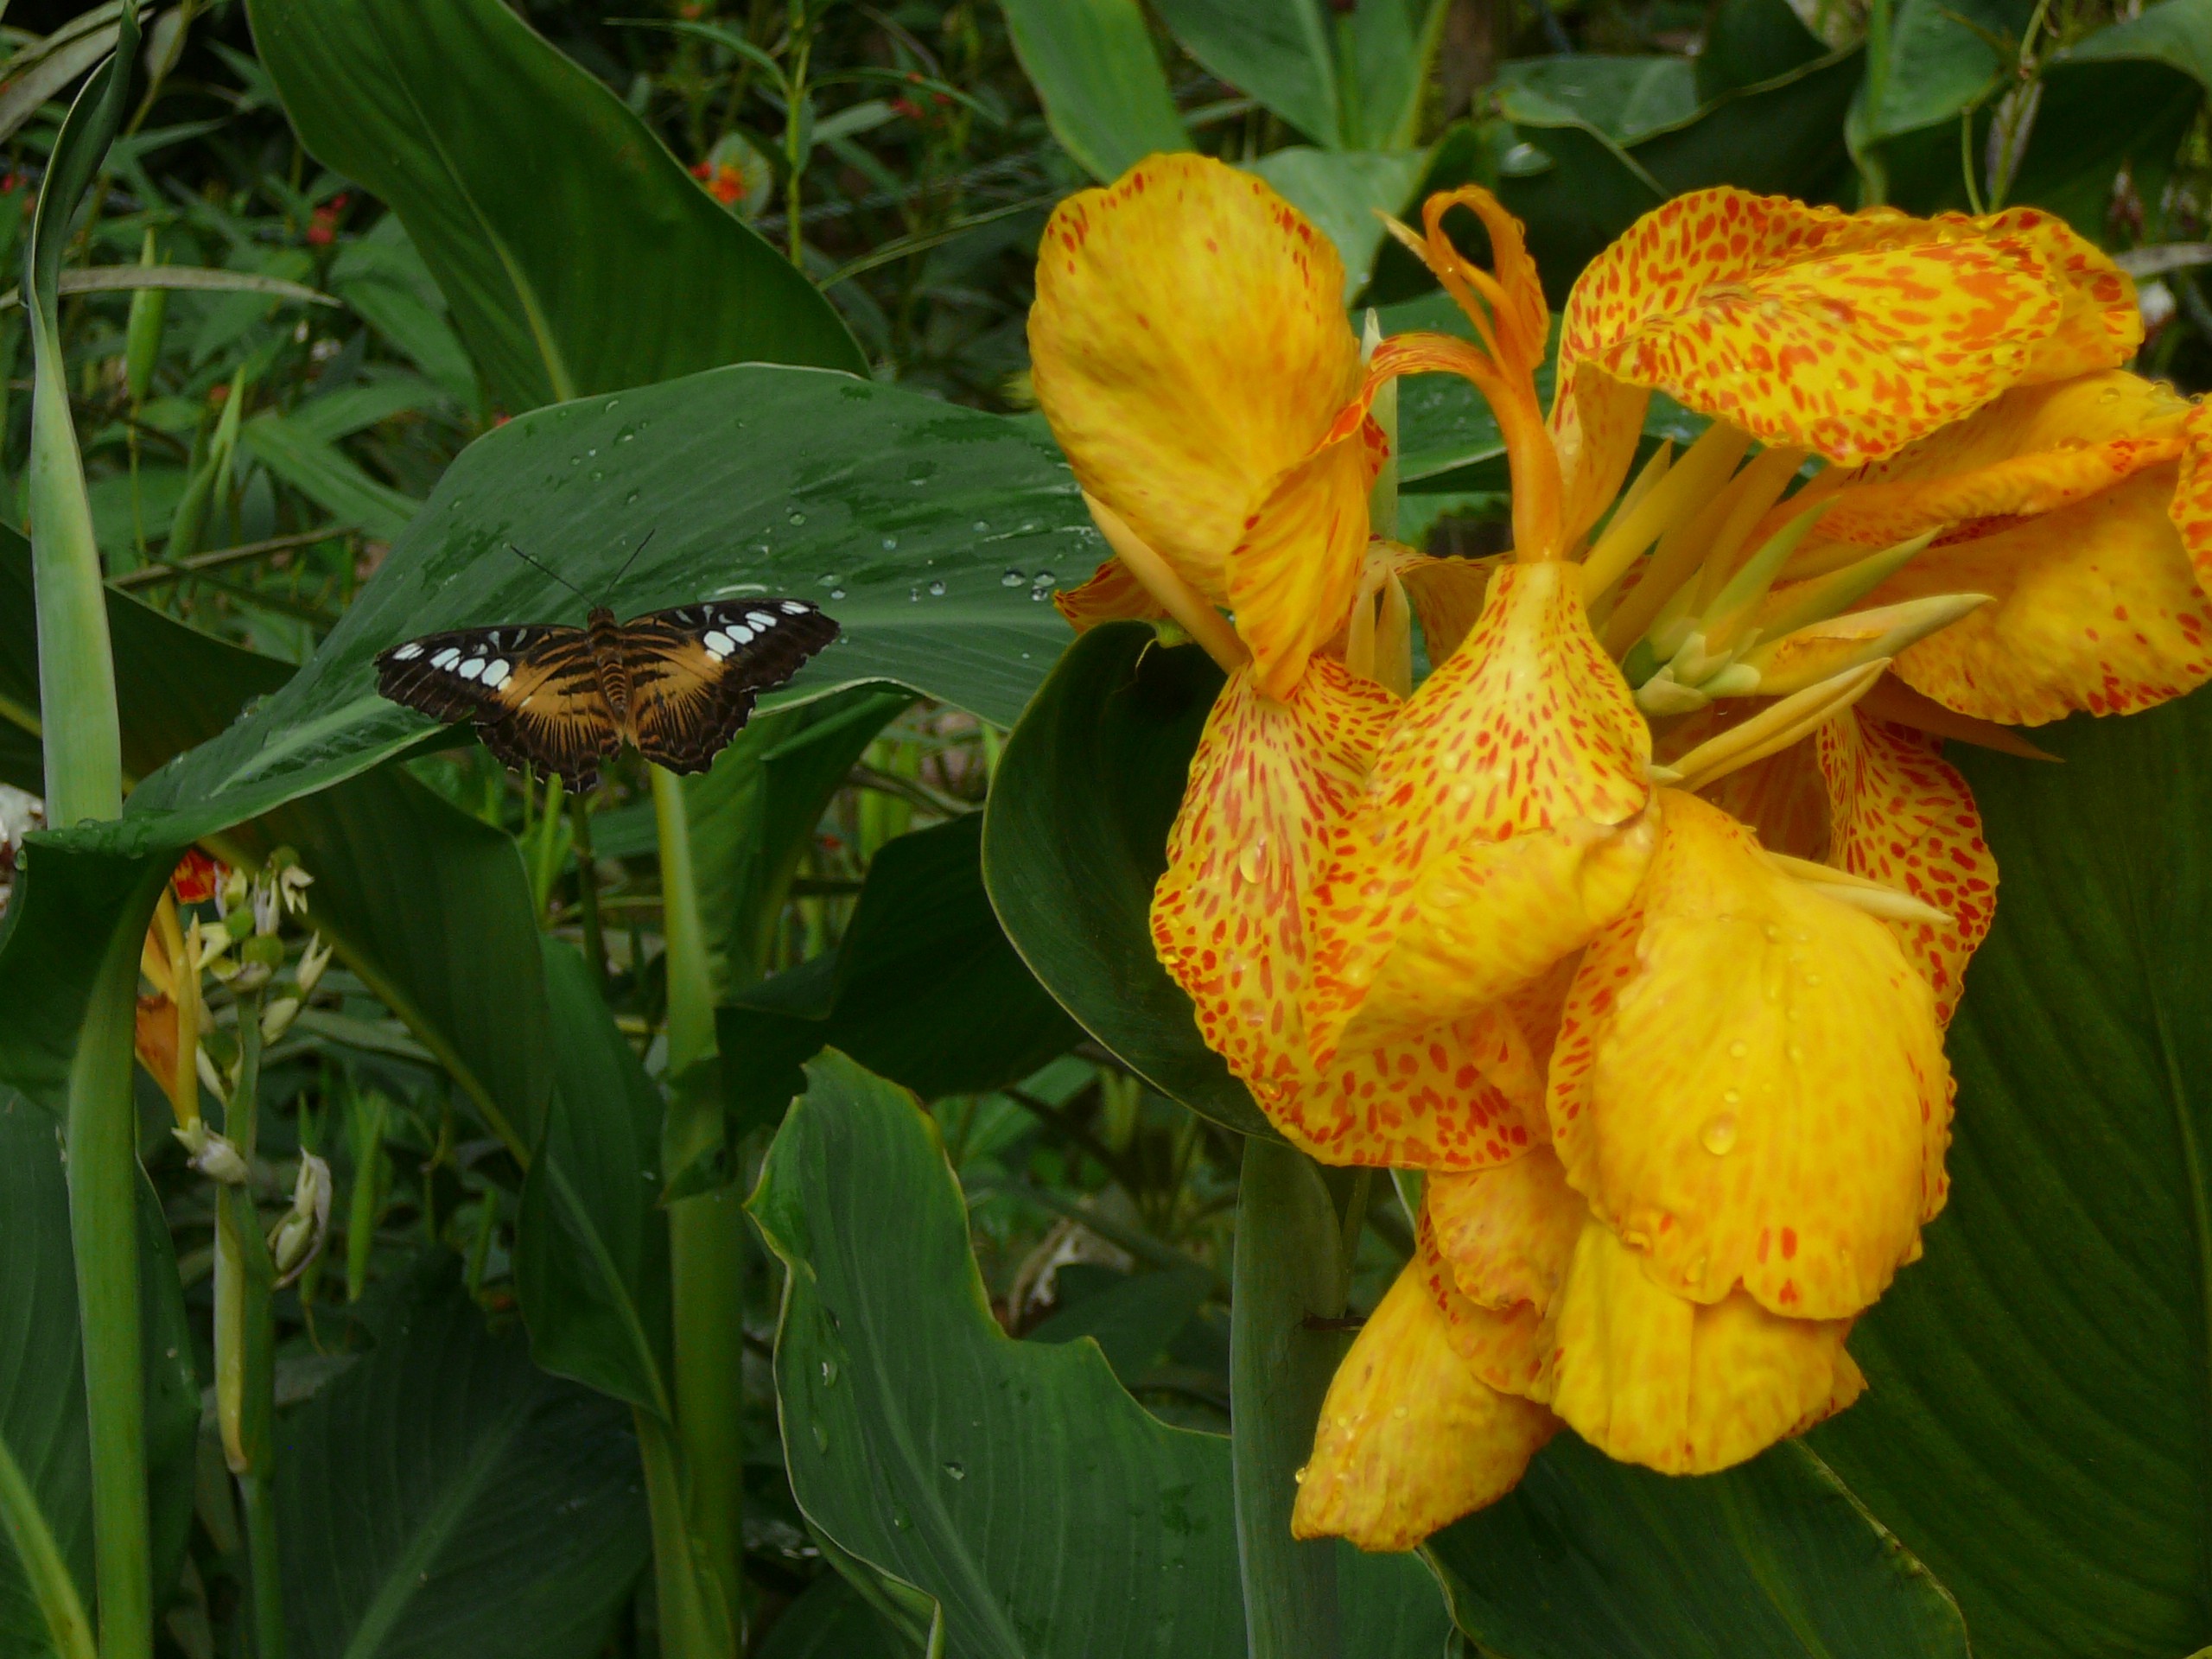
1538;1217;1865;1476
1150;660;1548;1169
1417;1203;1558;1397
1817;715;1996;1029
1547;791;1950;1322
1303;561;1654;1064
1427;1146;1586;1316
1030;153;1359;602
1949;205;2141;383
1293;1258;1559;1550
1559;188;2069;466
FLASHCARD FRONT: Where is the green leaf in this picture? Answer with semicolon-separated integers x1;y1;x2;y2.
515;939;672;1420
1426;1436;1969;1656
685;683;912;999
753;1575;904;1659
1809;685;2212;1658
750;1052;1448;1658
1154;0;1340;146
1026;1267;1216;1387
981;622;1275;1142
1248;149;1431;301
1496;57;1702;144
121;366;1090;852
328;219;481;411
239;413;419;542
1344;0;1453;149
1696;0;1831;99
997;0;1192;181
245;0;864;410
718;814;1082;1135
0;1090;200;1659
275;1268;647;1658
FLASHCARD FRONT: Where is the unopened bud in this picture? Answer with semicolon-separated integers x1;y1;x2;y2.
260;995;302;1046
295;932;333;999
269;1152;332;1286
181;1126;250;1185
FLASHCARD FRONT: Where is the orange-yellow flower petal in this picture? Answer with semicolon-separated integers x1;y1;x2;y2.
1427;1146;1585;1314
1418;1205;1554;1396
1391;550;1498;665
1960;205;2141;383
1540;1217;1865;1476
1304;561;1653;1064
1559;188;2075;466
1548;790;1949;1320
1029;152;1359;609
1816;715;1995;1027
1151;660;1548;1169
1052;556;1168;632
1292;1257;1559;1550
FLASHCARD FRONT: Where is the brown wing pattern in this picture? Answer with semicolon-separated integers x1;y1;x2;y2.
376;624;620;789
622;599;840;773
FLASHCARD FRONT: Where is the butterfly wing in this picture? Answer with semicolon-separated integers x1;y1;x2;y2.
375;625;620;789
621;599;841;773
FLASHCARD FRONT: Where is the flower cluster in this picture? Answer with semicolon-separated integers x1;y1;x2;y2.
1027;154;2209;1549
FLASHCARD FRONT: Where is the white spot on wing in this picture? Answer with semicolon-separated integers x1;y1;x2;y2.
746;611;775;628
729;625;754;645
484;659;512;687
431;647;461;669
780;601;807;614
459;658;486;681
392;642;423;661
702;631;733;659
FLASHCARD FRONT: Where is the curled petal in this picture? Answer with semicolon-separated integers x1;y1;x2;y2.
1293;1257;1559;1551
1956;206;2141;383
1548;790;1950;1320
1817;715;1996;1027
1553;363;1652;551
1052;556;1168;632
1389;549;1499;664
1152;661;1546;1168
1427;1145;1586;1314
1793;371;2189;550
1559;188;2071;465
1418;1205;1554;1395
1306;561;1653;1063
1541;1218;1865;1476
1030;154;1359;604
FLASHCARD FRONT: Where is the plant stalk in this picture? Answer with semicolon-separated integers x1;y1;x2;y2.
1230;1139;1350;1659
651;765;747;1648
214;987;281;1658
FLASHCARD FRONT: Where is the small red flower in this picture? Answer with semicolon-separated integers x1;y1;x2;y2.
172;849;224;904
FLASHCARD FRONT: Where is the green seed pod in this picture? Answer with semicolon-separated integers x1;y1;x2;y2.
124;232;166;407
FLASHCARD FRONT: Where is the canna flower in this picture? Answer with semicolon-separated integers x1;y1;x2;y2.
1028;156;2211;1550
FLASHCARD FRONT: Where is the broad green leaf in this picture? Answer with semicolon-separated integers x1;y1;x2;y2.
1426;1436;1969;1656
1696;0;1831;99
515;939;672;1420
1344;0;1453;149
997;0;1192;182
750;1052;1449;1658
1809;685;2212;1658
981;622;1276;1142
245;0;864;410
1154;0;1341;146
1495;48;1861;296
685;683;912;998
753;1575;904;1659
1249;149;1431;301
328;218;480;411
0;1091;201;1659
120;365;1090;853
1026;1267;1216;1387
240;412;419;541
274;1269;648;1659
0;264;336;314
718;814;1082;1134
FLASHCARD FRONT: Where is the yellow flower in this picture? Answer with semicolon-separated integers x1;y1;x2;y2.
1027;156;2210;1551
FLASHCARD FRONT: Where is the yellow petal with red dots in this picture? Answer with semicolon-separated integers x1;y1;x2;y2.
1558;188;2065;466
1151;660;1548;1170
1541;1218;1865;1475
1959;206;2141;383
1394;551;1499;665
1052;556;1168;632
1304;561;1653;1064
1548;791;1949;1321
1553;362;1652;550
1817;714;1995;1027
1427;1146;1586;1313
1292;1257;1559;1550
1029;153;1359;602
1416;1203;1557;1396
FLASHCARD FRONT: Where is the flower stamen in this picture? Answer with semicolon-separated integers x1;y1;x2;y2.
1649;658;1890;791
1082;491;1250;676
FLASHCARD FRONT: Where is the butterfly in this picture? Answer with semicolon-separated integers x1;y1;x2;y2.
375;578;839;790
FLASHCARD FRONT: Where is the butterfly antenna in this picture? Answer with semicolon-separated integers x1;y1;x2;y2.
506;543;592;604
603;527;657;606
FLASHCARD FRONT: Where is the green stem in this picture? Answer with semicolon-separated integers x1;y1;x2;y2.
1858;0;1894;206
651;765;747;1645
215;987;281;1657
1230;1140;1349;1659
70;918;152;1659
634;1409;734;1658
570;794;607;991
0;1383;99;1659
236;1473;283;1659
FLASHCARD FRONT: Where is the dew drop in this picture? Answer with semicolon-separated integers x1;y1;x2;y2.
1030;569;1056;588
810;1421;830;1452
819;573;841;588
928;579;946;596
972;520;990;532
1700;1114;1738;1155
603;397;620;411
790;512;807;526
881;536;899;550
943;1461;966;1480
820;1358;838;1385
1236;836;1266;884
830;588;846;600
1001;569;1026;587
1294;1465;1309;1485
909;585;922;602
586;447;597;458
892;1507;913;1531
624;489;640;506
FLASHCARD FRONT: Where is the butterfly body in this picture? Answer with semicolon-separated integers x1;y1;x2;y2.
376;596;838;789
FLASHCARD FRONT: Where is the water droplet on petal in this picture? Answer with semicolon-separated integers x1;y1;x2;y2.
1700;1114;1738;1155
1236;836;1267;883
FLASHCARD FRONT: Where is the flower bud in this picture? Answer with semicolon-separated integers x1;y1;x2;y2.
269;1152;332;1286
295;932;333;999
180;1125;250;1185
260;995;302;1046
